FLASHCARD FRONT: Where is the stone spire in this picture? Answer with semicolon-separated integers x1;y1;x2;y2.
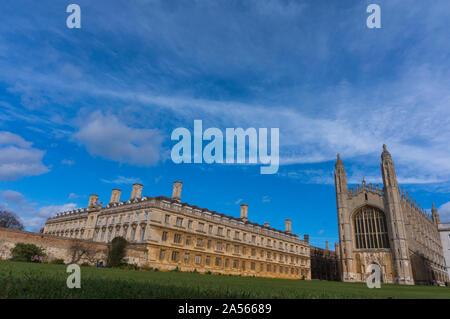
380;144;413;284
334;154;347;194
431;203;441;225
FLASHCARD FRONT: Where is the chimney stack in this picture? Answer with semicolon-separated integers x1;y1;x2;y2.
172;181;183;202
264;222;270;228
304;234;309;243
325;241;329;250
240;203;248;221
110;189;122;204
88;194;99;208
130;184;143;200
285;218;292;233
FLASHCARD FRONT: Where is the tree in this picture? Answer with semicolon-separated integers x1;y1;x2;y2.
69;243;105;264
10;243;46;262
107;237;128;267
0;210;24;230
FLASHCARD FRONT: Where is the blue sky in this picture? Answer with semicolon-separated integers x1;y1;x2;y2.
0;0;449;248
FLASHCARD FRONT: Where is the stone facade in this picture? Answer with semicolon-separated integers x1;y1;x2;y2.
0;227;149;265
438;222;450;279
335;145;449;286
310;242;340;281
43;182;311;279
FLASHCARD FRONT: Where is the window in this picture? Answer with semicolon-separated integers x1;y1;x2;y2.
243;233;247;241
134;213;139;221
206;256;211;265
174;234;182;243
140;227;146;242
144;212;148;221
234;245;239;254
198;223;204;231
162;231;168;241
234;231;240;240
225;259;230;267
217;227;223;236
226;244;230;252
184;253;190;263
233;260;239;268
251;248;256;256
159;250;166;260
165;215;170;223
251;262;255;270
131;227;136;241
216;242;222;250
215;257;222;266
119;215;123;223
242;247;246;255
196;238;203;247
186;236;192;245
111;216;115;224
208;225;213;234
353;206;390;249
227;229;231;238
126;214;131;222
207;240;212;249
195;255;202;264
171;251;179;261
176;217;183;227
252;235;256;243
188;220;193;229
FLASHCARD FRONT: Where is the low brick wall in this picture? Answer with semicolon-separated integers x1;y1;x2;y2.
0;227;149;266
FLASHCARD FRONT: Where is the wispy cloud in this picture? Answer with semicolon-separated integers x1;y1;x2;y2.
101;176;143;185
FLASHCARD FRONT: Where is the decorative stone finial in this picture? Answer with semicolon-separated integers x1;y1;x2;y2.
381;144;392;160
335;153;344;168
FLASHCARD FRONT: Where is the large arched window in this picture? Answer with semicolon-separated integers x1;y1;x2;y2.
353;206;389;249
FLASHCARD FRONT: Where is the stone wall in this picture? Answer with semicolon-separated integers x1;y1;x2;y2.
0;227;149;266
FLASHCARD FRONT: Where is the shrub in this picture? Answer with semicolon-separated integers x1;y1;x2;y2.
51;259;65;265
81;262;90;267
10;243;45;262
106;237;128;267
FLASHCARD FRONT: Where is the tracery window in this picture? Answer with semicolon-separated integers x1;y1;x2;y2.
353;206;390;249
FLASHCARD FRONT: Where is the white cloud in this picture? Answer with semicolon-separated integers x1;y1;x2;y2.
438;202;450;223
0;131;49;181
73;112;163;166
0;189;77;231
262;195;271;203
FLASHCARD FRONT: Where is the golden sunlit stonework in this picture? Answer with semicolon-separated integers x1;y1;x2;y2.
335;145;449;286
43;182;311;279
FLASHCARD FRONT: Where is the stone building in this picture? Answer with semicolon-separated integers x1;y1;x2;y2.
310;241;340;281
335;145;449;285
438;222;450;279
43;182;311;279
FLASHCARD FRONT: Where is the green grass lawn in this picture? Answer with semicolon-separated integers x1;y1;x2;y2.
0;260;449;299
